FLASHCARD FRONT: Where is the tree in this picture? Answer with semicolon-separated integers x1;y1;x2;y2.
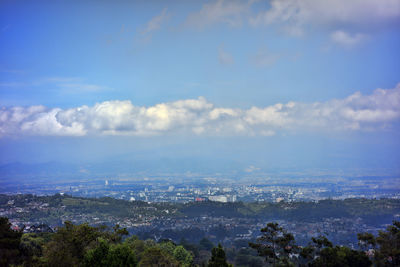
296;234;371;267
158;240;176;255
234;248;264;267
0;217;23;266
43;221;120;267
359;220;400;266
208;244;232;267
43;221;101;266
108;224;129;243
249;222;297;267
173;245;193;267
19;232;52;266
138;247;179;267
199;237;214;251
107;242;137;267
83;238;110;267
299;235;333;265
84;238;137;267
357;232;376;251
310;246;371;267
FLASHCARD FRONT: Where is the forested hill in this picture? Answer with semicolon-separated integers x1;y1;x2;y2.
2;194;400;266
179;198;400;223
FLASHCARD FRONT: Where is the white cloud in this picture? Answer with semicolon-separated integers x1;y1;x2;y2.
182;0;399;45
250;0;400;28
141;8;170;35
185;0;250;28
330;30;369;47
250;0;400;42
1;84;399;138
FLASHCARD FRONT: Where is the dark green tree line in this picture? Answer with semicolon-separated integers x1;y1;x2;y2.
1;216;400;267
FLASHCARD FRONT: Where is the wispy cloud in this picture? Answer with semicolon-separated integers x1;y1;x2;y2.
35;77;109;92
57;83;108;92
0;77;109;93
37;77;81;84
185;0;251;29
182;0;398;46
330;30;369;47
140;8;170;40
1;83;399;138
250;0;400;29
249;0;400;44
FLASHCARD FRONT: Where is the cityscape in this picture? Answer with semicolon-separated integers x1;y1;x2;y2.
1;173;399;203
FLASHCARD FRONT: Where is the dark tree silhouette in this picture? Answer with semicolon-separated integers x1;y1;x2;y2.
0;217;23;266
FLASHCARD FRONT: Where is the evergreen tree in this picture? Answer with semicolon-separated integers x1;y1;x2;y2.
208;244;232;267
249;222;297;267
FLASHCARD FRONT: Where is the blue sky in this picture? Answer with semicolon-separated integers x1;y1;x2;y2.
1;0;400;175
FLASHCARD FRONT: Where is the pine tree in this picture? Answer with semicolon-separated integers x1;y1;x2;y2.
208;244;232;267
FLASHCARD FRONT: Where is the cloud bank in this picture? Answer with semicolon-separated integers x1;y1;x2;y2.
1;84;399;138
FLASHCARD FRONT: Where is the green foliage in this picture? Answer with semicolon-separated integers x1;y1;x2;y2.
234;248;264;267
2;198;400;267
208;244;232;267
124;236;147;261
359;220;400;266
138;246;179;267
300;234;372;267
83;238;110;267
43;221;102;267
173;245;193;266
107;242;137;267
19;232;52;265
357;232;376;250
199;237;214;251
158;240;176;255
249;222;297;267
83;237;137;267
310;246;371;267
0;217;23;266
299;235;333;264
42;220;128;267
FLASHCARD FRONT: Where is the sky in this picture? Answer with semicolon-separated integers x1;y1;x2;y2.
1;0;400;177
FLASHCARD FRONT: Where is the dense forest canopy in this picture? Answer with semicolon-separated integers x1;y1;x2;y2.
1;216;399;266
